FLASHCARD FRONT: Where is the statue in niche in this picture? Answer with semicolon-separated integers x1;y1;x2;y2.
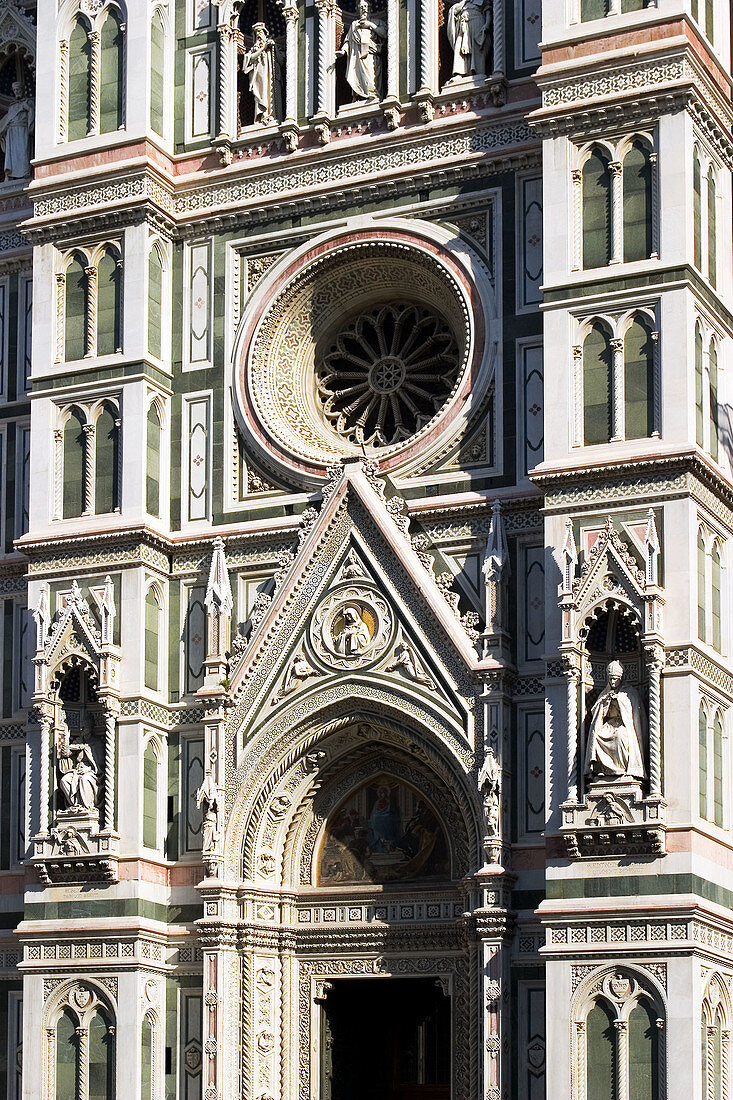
242;23;284;125
0;81;34;180
478;750;500;838
446;0;491;80
584;661;646;783
195;774;219;852
330;0;386;102
57;739;99;812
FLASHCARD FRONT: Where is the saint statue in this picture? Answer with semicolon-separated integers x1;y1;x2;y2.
584;661;646;782
330;0;386;102
0;81;34;180
333;605;371;656
242;23;284;125
57;740;99;812
446;0;491;80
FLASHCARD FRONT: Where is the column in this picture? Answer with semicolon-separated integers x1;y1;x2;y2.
651;330;661;436
646;647;663;797
315;0;331;116
55;273;65;363
418;0;437;96
114;415;123;509
58;40;69;141
573;344;583;445
610;160;623;264
83;423;95;516
571;169;582;270
103;707;116;832
564;658;579;804
53;429;64;520
615;1019;628;1100
492;0;505;77
84;265;98;358
216;22;236;141
650;151;659;258
76;1024;88;1100
610;336;624;441
38;713;51;836
386;0;399;99
283;6;299;124
89;30;101;135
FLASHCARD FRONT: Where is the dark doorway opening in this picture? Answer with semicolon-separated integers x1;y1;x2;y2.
321;977;451;1100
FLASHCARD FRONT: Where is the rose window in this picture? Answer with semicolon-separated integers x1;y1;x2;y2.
316;303;460;447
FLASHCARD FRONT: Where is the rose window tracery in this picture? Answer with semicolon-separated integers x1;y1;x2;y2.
316;303;460;447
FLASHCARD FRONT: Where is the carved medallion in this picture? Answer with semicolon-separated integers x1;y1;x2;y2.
309;585;393;671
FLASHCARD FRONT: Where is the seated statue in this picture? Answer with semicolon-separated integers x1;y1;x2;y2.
584;661;645;783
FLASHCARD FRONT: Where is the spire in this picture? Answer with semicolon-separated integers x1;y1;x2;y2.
204;538;233;685
561;518;578;595
483;500;508;580
100;575;116;646
33;583;50;651
644;508;660;587
481;501;509;655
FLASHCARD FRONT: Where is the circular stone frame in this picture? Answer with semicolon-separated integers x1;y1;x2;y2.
233;219;497;489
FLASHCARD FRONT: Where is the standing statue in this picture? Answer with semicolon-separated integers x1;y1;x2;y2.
242;23;284;125
0;81;34;180
478;750;500;838
330;0;387;102
446;0;491;80
584;661;646;782
57;740;99;812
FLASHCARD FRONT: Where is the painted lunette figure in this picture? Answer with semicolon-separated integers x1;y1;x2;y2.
584;661;646;782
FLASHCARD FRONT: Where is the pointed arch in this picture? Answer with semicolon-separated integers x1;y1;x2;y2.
65;253;88;361
709;337;719;463
97;246;122;356
68;17;92;139
583;321;613;445
146;399;162;517
695;322;704;447
150;9;165;136
144;584;162;692
624;314;654;439
700;700;709;820
707;166;717;287
100;6;124;132
147;241;164;359
694;150;702;271
623;140;653;263
711;540;722;652
698;527;707;643
142;735;161;849
63;406;86;518
582;147;612;269
94;400;120;514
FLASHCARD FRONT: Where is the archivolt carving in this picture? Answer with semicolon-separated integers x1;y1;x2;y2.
226;708;481;882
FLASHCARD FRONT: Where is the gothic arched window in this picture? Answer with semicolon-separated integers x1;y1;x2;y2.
94;402;119;514
146;402;161;517
144;587;161;692
707;167;717;288
56;1009;79;1099
65;254;88;361
586;999;615;1100
698;529;707;642
700;702;709;819
582;149;612;269
695;323;704;446
88;1008;114;1100
63;408;86;518
709;339;719;463
97;247;121;356
143;738;160;849
147;244;163;359
150;11;165;136
68;19;92;139
623;142;653;263
711;541;722;652
624;315;654;439
141;1012;155;1099
583;323;612;445
100;7;124;133
694;152;702;271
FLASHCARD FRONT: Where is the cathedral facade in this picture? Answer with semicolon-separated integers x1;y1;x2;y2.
0;0;729;1096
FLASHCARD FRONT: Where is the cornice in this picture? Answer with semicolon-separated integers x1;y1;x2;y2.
23;113;539;239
